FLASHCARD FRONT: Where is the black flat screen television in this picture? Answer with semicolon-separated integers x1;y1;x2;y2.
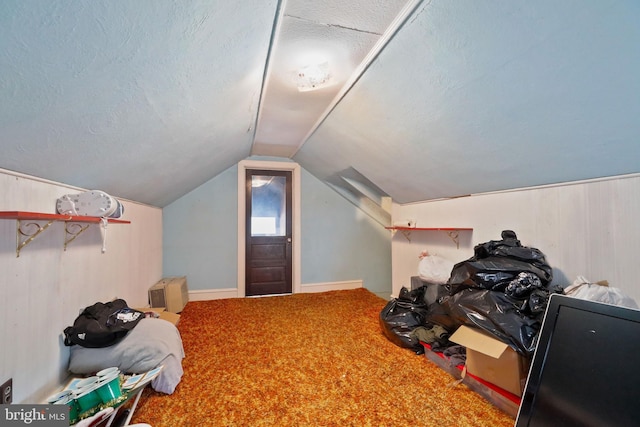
515;293;640;427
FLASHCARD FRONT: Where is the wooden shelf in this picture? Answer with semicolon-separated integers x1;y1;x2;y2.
0;211;130;257
385;227;472;232
384;227;473;247
0;211;130;224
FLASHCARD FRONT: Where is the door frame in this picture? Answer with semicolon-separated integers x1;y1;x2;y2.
237;159;301;297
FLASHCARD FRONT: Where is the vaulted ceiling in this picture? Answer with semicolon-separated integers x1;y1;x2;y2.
2;1;639;222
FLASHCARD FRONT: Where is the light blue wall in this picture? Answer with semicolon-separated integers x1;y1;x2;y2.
163;160;391;296
300;168;391;296
163;164;239;289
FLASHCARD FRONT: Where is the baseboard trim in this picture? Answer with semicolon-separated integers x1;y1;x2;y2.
187;280;363;301
188;288;238;301
300;280;363;293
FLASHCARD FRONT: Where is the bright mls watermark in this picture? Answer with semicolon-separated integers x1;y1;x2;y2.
0;405;67;426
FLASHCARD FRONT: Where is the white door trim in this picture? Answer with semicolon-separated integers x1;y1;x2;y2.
237;160;301;297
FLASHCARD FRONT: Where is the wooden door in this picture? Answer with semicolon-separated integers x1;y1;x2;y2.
245;169;292;296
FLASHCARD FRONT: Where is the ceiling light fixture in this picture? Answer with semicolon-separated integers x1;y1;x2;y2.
295;61;332;92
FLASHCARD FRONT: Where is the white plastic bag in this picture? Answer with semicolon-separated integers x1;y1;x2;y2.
564;276;639;309
417;250;454;285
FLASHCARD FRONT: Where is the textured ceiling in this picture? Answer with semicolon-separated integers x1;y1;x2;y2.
1;0;639;211
252;0;414;157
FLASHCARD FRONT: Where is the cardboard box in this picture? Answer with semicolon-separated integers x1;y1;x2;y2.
134;307;180;326
449;325;528;397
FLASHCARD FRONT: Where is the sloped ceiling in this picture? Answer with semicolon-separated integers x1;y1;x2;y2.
1;1;639;212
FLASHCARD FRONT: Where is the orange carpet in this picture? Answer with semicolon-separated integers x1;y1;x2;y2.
131;288;514;426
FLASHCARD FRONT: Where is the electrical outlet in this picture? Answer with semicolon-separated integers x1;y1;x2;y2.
1;378;12;404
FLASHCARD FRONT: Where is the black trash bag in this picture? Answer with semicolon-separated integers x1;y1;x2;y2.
426;283;563;357
379;287;429;353
423;231;563;357
528;287;564;314
447;230;553;295
64;299;144;348
412;276;451;306
422;298;459;332
505;272;542;298
438;289;545;356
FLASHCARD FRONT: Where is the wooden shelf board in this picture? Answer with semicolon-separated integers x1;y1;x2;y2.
385;227;473;231
0;211;130;224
